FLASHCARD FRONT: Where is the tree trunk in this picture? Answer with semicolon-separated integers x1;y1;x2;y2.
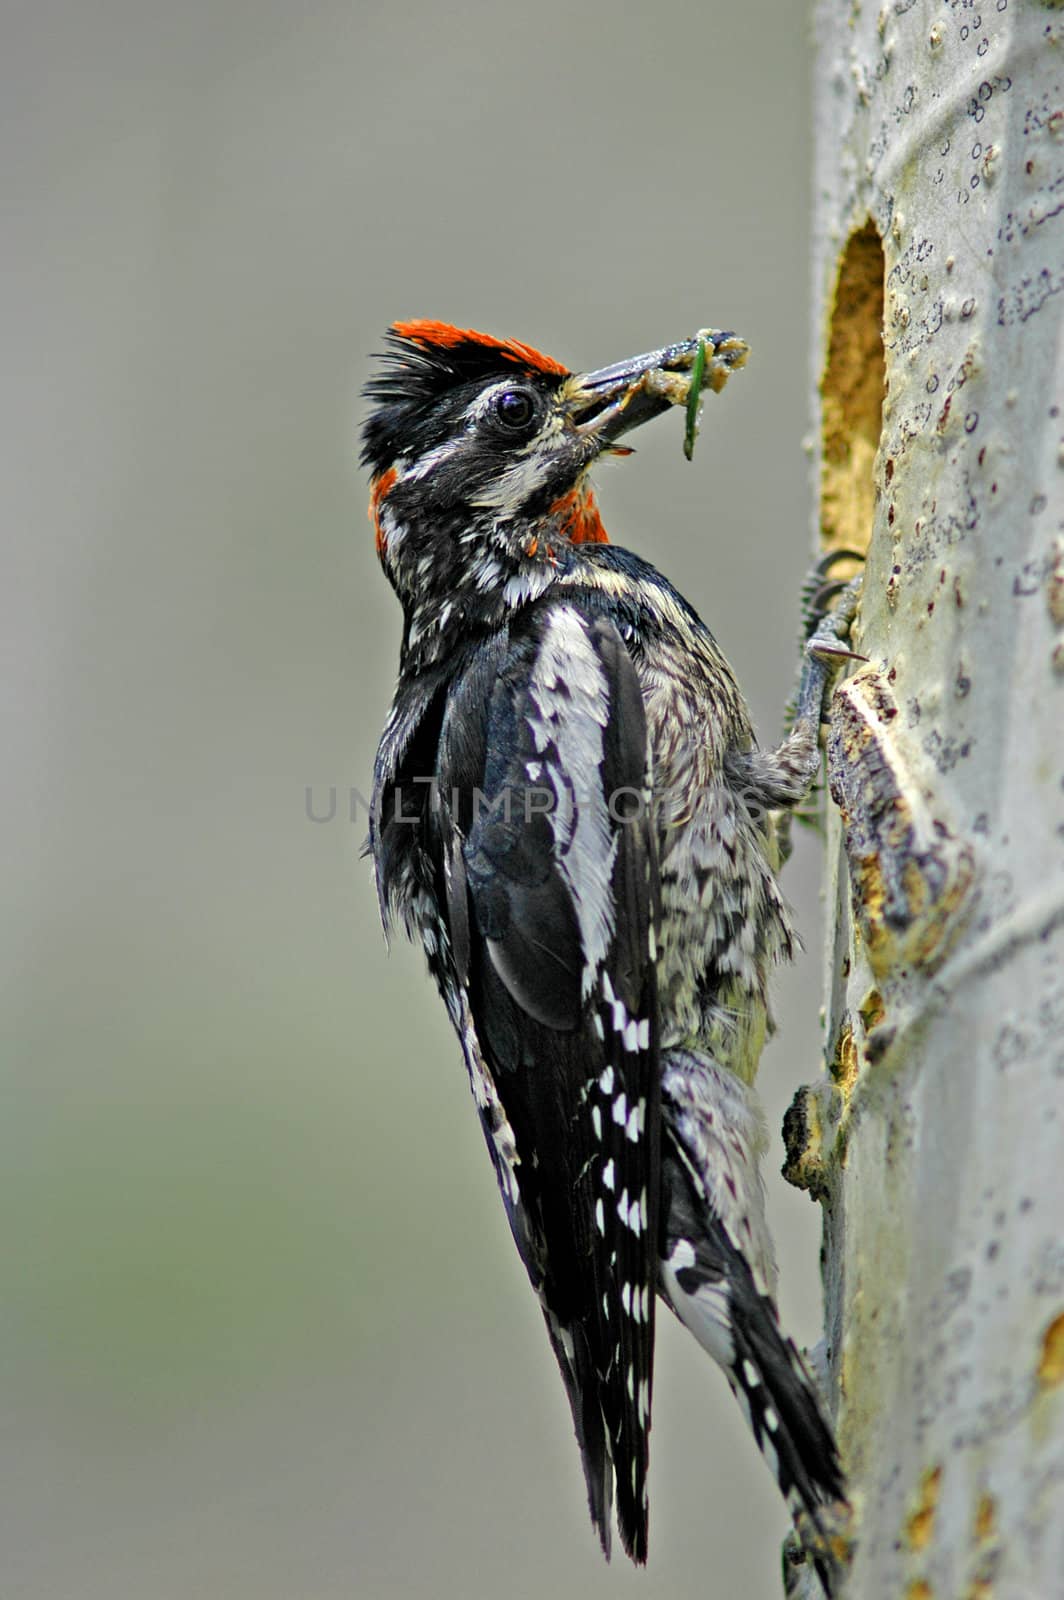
789;4;1064;1596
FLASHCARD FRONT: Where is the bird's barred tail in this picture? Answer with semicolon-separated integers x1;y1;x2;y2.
660;1148;845;1596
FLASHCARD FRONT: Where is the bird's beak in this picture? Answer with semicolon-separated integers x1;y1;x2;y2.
565;329;749;447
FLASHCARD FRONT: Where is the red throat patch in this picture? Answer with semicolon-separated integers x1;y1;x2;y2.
391;319;569;378
369;466;398;556
550;484;610;546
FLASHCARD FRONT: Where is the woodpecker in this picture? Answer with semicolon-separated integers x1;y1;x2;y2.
362;320;849;1583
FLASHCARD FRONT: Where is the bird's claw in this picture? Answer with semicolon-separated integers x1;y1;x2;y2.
800;549;865;643
783;1497;854;1600
804;574;864;665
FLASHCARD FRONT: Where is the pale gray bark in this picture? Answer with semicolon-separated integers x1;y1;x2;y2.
792;4;1064;1596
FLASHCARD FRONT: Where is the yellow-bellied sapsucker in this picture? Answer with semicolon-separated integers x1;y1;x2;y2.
362;320;849;1585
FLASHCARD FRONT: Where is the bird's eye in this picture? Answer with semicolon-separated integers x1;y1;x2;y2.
492;388;537;432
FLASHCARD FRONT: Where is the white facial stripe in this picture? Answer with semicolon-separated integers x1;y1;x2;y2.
466;410;567;510
469;451;550;509
401;436;468;480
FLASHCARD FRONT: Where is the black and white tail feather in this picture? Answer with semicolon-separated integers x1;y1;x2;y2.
659;1053;846;1596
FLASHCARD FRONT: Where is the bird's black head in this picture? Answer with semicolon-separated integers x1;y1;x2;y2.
360;320;747;653
361;321;572;485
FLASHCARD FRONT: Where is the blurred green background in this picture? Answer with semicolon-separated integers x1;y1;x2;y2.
3;3;826;1595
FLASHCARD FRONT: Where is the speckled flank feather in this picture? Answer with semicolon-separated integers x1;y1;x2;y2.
363;323;846;1583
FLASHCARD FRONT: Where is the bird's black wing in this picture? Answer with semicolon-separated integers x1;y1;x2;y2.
432;599;661;1562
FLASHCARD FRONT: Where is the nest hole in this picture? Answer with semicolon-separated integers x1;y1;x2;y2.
820;220;886;556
